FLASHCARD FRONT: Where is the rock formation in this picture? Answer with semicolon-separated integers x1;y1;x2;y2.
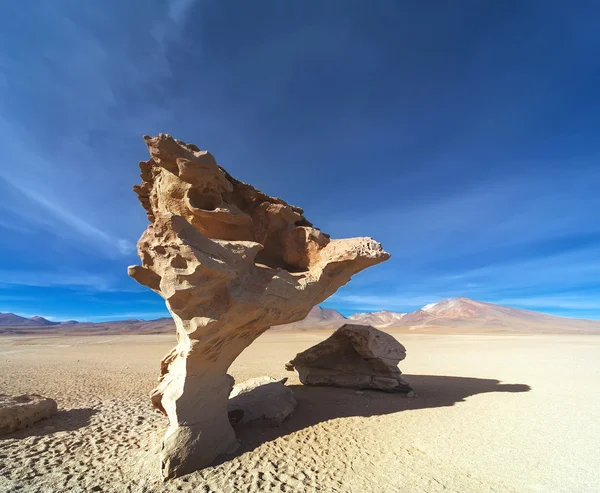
128;134;390;479
0;394;57;434
285;324;412;393
228;376;296;427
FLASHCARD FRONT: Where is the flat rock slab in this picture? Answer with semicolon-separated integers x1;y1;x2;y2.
228;376;296;427
0;394;58;435
286;324;413;393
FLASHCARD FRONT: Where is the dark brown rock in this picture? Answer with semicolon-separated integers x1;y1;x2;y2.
286;324;412;393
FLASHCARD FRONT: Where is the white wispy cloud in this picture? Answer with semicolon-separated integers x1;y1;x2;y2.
327;293;447;311
439;247;600;289
0;216;33;234
167;0;197;24
150;0;198;73
72;311;169;323
0;294;36;302
490;296;600;311
0;175;134;256
0;1;205;260
328;292;600;314
0;270;142;292
327;243;600;314
324;170;600;266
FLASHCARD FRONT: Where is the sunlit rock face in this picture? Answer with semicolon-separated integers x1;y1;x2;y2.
128;134;390;479
0;394;57;435
285;324;413;393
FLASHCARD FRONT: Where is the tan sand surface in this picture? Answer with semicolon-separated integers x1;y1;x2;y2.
0;331;599;492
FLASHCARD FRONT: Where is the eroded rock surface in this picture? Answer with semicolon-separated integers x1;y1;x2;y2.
228;376;296;427
128;134;390;478
0;394;57;434
286;324;412;393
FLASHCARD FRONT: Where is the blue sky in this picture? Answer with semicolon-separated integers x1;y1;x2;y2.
0;1;599;322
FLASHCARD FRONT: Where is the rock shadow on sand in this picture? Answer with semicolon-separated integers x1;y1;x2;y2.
0;408;98;440
214;374;530;465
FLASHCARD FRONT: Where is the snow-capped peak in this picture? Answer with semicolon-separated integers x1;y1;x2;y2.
421;298;467;314
348;310;407;327
422;302;438;312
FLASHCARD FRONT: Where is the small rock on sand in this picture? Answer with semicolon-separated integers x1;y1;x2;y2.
228;376;296;427
0;394;58;434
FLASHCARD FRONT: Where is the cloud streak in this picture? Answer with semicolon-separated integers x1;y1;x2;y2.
1;176;134;256
64;311;170;323
0;270;142;293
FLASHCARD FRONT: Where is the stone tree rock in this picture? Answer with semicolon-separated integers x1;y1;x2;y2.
0;394;58;434
128;134;390;479
285;324;413;392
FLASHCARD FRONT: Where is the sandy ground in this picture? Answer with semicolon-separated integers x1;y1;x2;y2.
0;331;599;493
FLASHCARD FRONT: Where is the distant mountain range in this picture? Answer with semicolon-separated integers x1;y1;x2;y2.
1;297;600;334
348;310;407;327
278;297;600;333
0;312;59;327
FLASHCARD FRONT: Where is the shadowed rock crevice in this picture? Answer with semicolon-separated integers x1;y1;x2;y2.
128;134;391;479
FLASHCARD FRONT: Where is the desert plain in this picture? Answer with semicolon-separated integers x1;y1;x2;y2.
1;329;599;493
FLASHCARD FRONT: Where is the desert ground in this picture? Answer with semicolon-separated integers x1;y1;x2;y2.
1;330;599;493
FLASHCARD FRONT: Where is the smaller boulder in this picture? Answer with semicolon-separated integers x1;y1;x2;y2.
228;376;296;427
286;324;413;393
0;394;58;434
